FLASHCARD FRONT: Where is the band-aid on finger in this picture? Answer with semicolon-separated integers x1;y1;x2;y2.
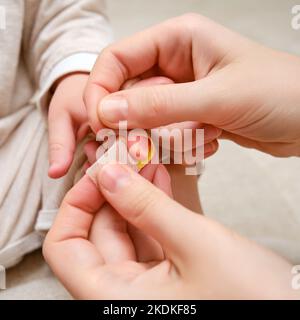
128;135;155;170
86;136;155;185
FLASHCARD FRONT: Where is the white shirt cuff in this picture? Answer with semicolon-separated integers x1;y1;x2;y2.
35;52;98;117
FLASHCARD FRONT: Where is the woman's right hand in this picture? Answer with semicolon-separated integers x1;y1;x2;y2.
43;163;299;299
84;13;300;157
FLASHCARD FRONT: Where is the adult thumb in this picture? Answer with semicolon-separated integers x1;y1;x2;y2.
98;75;227;129
96;163;195;258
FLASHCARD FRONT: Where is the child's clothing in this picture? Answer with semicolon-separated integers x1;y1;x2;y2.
0;0;112;268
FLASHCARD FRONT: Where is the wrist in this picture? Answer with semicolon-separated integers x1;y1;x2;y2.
50;71;89;94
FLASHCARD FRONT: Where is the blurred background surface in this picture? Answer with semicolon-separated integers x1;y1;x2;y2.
108;0;300;53
2;0;300;299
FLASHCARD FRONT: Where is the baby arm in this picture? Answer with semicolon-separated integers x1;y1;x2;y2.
23;0;113;178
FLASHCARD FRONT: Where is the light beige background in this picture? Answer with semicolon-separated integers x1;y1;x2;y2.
1;0;300;299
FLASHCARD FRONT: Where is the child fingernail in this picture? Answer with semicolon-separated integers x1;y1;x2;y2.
98;163;131;192
99;97;128;123
49;162;57;171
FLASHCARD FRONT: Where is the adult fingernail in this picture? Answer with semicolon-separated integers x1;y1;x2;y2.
99;96;128;123
98;163;131;193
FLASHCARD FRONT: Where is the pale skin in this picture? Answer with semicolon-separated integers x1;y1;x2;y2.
48;72;215;212
47;72;90;179
44;14;300;299
43;163;299;299
84;14;300;157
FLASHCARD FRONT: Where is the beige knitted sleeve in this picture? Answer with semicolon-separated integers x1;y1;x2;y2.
23;0;113;96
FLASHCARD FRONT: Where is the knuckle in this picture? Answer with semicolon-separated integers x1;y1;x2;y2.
140;87;167;121
180;12;201;27
181;12;201;21
49;142;68;155
97;46;113;64
164;13;200;32
100;45;120;68
129;188;158;224
101;44;114;57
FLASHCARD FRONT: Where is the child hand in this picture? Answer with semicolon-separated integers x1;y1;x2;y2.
48;73;91;178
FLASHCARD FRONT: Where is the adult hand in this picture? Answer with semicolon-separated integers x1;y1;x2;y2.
83;75;221;175
43;163;298;299
84;14;300;157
